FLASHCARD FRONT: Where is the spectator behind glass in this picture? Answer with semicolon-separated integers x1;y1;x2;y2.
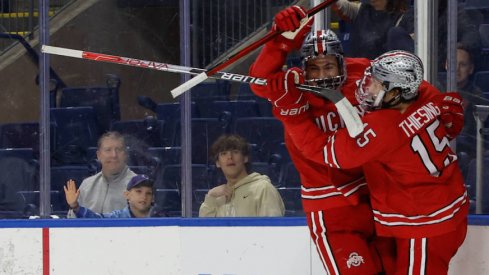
395;0;482;71
67;131;136;218
443;45;489;158
65;174;163;218
199;134;284;217
438;0;482;71
334;0;411;59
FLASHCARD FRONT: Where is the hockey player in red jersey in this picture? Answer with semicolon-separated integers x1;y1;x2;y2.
249;6;386;275
267;50;468;274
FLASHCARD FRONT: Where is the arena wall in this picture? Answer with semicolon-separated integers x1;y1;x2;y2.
0;216;487;275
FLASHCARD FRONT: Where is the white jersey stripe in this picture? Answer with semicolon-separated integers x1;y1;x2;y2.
420;238;427;275
373;202;464;226
317;211;340;275
330;134;340;168
409;239;415;275
302;191;343;199
373;191;466;221
408;238;427;275
342;182;368;197
302;185;336;192
310;212;331;275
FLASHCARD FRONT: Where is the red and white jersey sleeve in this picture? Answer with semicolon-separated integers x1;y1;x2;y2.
248;38;289;99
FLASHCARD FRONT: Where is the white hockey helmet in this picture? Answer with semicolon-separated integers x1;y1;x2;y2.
356;50;424;110
300;29;346;90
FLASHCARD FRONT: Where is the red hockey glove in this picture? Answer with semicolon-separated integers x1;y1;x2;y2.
271;6;314;53
274;5;307;32
435;92;464;139
267;67;305;108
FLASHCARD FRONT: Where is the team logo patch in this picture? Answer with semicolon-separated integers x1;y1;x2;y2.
346;252;364;268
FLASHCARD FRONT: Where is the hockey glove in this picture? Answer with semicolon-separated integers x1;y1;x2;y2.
272;6;314;53
435;92;464;139
267;67;306;108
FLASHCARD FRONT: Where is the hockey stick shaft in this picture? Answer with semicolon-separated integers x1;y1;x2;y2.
41;45;268;85
41;45;363;137
170;0;339;98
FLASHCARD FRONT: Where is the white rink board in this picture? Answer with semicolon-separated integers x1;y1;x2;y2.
179;226;321;275
0;228;42;275
0;218;487;275
449;225;489;275
50;226;182;275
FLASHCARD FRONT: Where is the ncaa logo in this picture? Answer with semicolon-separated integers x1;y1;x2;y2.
346;252;364;268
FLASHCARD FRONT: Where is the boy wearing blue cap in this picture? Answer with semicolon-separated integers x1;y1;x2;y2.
65;174;159;218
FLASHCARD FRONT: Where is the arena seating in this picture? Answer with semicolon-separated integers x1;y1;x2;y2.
59;74;121;134
50;107;100;165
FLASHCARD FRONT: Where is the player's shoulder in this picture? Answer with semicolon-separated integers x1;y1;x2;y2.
345;57;371;72
363;109;403;131
417;81;441;101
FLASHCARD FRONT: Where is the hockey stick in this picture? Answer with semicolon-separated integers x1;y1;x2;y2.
41;45;363;137
169;0;339;98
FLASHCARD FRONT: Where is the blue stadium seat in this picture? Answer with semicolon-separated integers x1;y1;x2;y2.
236;83;255;100
60;75;121;133
129;165;154;177
60;87;120;134
474;70;489;92
0;148;35;163
256;97;273;117
0;157;38;217
155;102;199;146
0;122;39;151
208;100;261;120
17;190;64;216
50;107;100;165
155;102;199;120
51;165;93;196
193;188;209;216
84;147;101;172
110;118;165;148
478;48;489;71
270;142;291;163
437;71;447;89
190;81;231;117
235;84;274;117
233;117;284;161
154;189;181;217
484;92;489;100
190;80;230;100
0;122;55;158
480;24;489;48
249;162;281;187
277;187;304;217
174;118;230;164
148;146;181;166
465;0;489;10
280;161;301;188
157;164;213;190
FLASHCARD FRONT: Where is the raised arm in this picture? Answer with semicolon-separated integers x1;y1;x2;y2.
333;0;361;21
249;6;313;98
